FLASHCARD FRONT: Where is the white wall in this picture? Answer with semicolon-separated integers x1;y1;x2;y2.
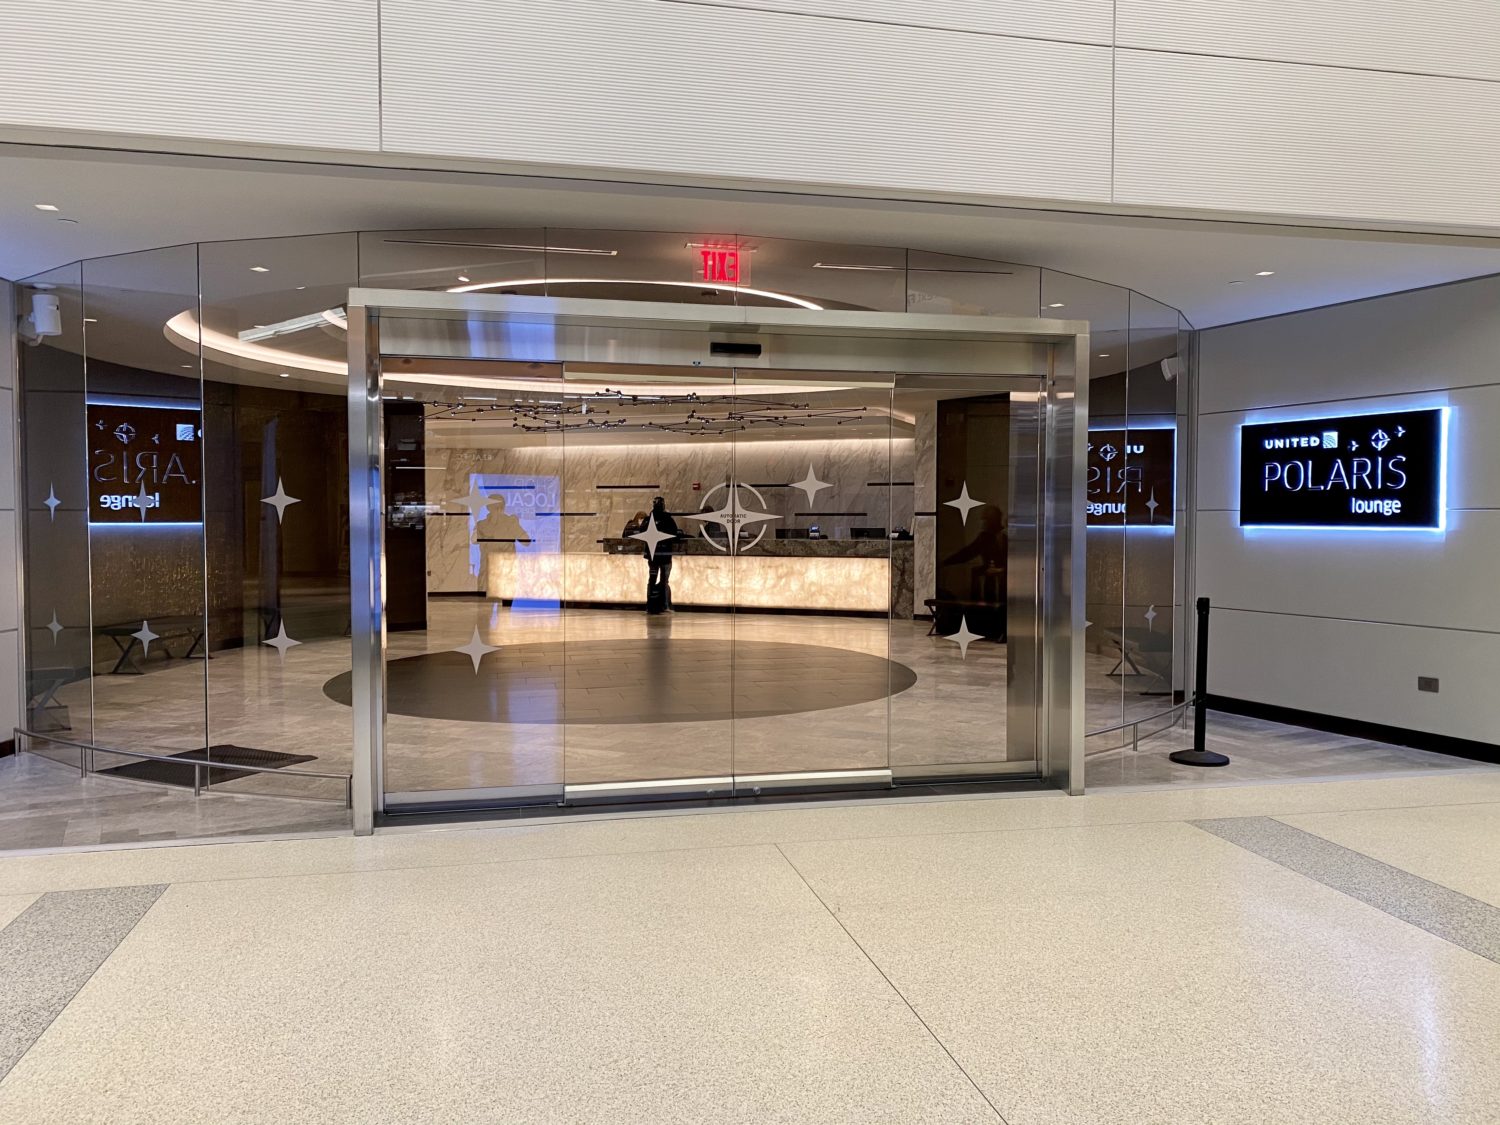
1;0;1498;230
1194;274;1500;744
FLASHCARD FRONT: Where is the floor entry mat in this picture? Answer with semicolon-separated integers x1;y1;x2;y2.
101;745;318;787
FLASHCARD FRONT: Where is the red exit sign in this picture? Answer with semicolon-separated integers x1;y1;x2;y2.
699;247;742;285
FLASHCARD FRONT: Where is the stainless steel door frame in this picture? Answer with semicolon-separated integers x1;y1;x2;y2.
347;291;1088;833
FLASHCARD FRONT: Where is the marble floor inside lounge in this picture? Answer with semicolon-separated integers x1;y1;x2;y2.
4;769;1500;1123
2;597;1492;851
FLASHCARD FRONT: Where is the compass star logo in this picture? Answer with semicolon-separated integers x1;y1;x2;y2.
686;481;779;554
1370;429;1391;452
113;423;136;445
1099;443;1118;462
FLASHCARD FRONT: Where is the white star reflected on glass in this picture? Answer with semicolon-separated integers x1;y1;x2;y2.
263;621;301;662
132;620;160;657
628;513;674;560
46;610;63;643
1144;605;1158;629
134;481;153;522
455;627;499;673
260;477;301;524
944;482;985;527
449;484;492;523
44;485;61;521
790;465;831;505
945;616;982;659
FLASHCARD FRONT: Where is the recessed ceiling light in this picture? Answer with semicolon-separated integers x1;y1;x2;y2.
1097;353;1109;357
1255;270;1275;276
1046;302;1066;308
457;275;471;283
181;364;193;369
295;285;306;290
34;203;59;211
278;372;291;378
250;266;270;273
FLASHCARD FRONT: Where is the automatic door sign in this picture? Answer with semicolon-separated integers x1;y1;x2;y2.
1086;428;1175;526
1238;407;1446;530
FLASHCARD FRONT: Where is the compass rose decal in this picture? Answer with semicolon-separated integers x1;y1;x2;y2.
683;481;780;554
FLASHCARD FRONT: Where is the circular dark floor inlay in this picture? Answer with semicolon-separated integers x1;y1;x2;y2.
324;638;918;725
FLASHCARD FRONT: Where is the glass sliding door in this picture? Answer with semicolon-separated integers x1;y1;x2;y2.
891;375;1046;777
560;361;737;799
728;368;896;789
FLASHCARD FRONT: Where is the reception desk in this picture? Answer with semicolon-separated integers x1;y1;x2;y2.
482;538;914;616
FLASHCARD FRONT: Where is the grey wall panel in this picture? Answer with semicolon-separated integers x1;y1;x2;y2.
681;0;1113;44
0;1;379;150
1208;608;1500;745
1114;50;1500;228
379;0;1112;203
1196;510;1500;635
1117;0;1500;82
1197;275;1500;416
1196;385;1500;514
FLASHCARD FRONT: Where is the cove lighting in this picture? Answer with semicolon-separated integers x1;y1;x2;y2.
383;238;617;256
812;262;899;271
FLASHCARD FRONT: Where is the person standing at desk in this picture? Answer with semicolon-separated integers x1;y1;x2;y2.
643;496;679;614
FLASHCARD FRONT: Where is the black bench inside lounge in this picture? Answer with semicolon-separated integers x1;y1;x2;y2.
98;616;207;674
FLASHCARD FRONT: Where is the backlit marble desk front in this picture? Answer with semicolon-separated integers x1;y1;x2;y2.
482;539;914;616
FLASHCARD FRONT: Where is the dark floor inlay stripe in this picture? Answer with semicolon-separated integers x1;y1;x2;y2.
1193;816;1500;965
0;884;167;1079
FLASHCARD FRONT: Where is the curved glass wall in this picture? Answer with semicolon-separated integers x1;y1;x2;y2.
11;227;1191;842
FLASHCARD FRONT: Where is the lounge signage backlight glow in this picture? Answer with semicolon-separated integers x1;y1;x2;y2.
1086;428;1175;526
87;402;202;524
1238;406;1445;529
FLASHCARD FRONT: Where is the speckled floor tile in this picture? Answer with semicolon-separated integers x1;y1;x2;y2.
0;884;165;1080
0;847;998;1124
1195;815;1500;965
5;770;1500;898
780;820;1500;1125
1276;803;1500;908
0;894;40;931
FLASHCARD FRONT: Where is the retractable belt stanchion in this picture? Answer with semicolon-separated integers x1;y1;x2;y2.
1169;597;1231;767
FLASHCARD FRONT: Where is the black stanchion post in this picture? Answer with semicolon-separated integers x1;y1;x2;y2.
1169;596;1230;767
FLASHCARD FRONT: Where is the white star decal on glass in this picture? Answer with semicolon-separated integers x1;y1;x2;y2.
455;627;499;673
449;484;492;523
132;620;160;657
1144;604;1158;628
263;621;301;662
790;465;831;505
686;485;780;553
944;482;985;527
46;610;63;644
260;477;301;524
134;481;153;523
1145;489;1159;521
628;513;674;560
44;484;61;521
945;615;982;659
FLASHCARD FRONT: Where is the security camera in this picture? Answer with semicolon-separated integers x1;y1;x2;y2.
1160;356;1185;382
18;290;62;345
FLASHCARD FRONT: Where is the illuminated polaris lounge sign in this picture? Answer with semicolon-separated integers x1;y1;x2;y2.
1239;407;1445;530
88;402;202;524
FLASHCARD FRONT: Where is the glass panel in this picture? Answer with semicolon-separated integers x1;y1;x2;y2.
81;245;207;763
558;356;736;790
906;251;1042;318
357;228;547;297
17;262;93;765
728;368;895;780
747;236;905;312
543;228;742;307
196;233;357;803
379;359;567;801
1121;293;1182;736
893;376;1038;773
1045;269;1130;741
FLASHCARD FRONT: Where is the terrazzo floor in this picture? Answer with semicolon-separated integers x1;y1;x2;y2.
2;771;1500;1122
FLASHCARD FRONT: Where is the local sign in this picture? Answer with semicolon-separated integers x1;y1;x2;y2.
1238;406;1445;529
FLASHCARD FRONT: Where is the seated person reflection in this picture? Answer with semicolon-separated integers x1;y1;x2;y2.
938;505;1007;640
639;496;680;614
622;510;648;537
